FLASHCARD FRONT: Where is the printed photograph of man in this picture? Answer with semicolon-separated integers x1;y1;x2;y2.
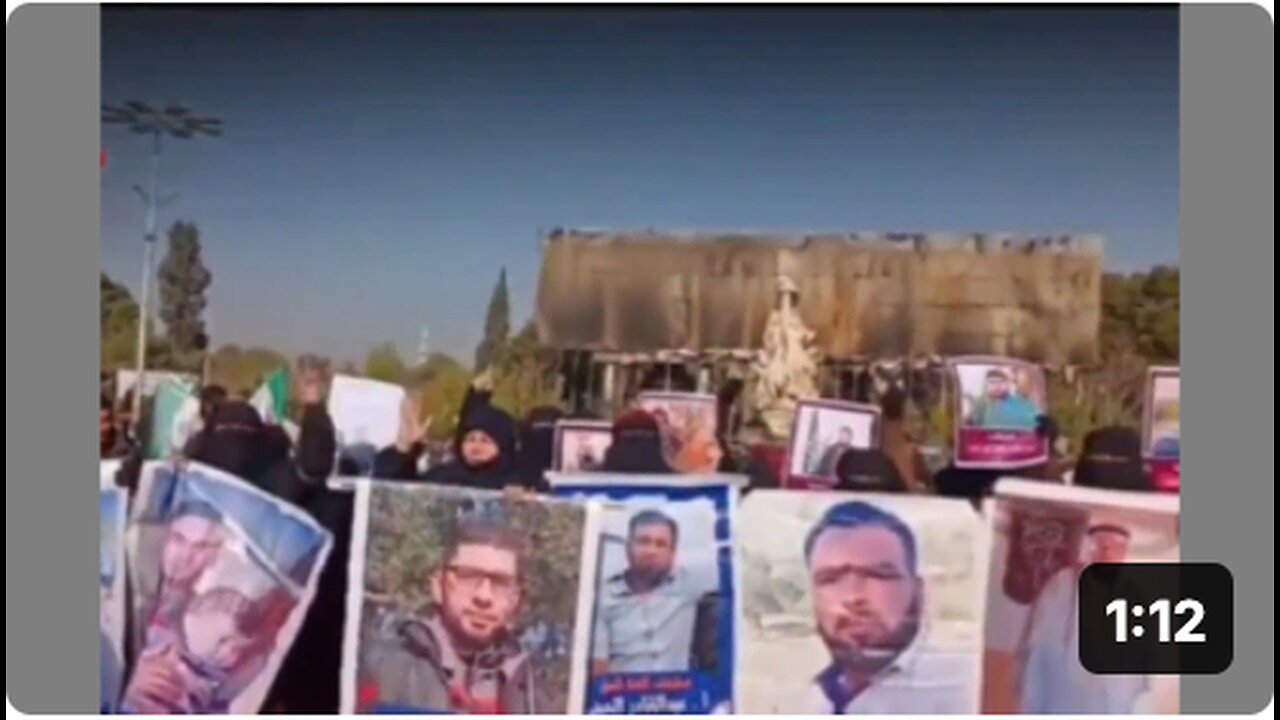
980;480;1180;715
555;421;614;474
124;464;334;714
790;500;972;714
134;499;227;652
349;484;591;714
123;497;281;712
568;433;611;474
964;367;1040;430
125;494;302;715
635;392;720;474
591;509;716;676
100;485;127;713
125;584;289;714
361;518;545;713
814;426;857;476
740;492;985;713
1017;523;1159;714
789;401;880;483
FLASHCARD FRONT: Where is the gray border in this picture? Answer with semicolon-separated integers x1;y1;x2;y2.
6;3;101;712
1180;4;1274;714
4;3;1276;714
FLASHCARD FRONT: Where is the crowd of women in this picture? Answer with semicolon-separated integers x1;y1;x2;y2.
98;361;1167;714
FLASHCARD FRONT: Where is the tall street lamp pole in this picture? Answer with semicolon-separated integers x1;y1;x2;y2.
101;102;222;435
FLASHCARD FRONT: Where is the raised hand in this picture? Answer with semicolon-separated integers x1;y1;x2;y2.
298;363;330;407
124;645;186;714
395;393;432;453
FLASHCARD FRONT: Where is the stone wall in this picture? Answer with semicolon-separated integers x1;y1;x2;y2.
536;229;1103;366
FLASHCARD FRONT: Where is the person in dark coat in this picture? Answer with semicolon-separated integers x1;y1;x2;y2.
1074;426;1153;492
374;401;524;492
516;405;563;493
263;371;352;714
601;410;675;474
452;371;495;447
934;465;1003;504
198;384;228;423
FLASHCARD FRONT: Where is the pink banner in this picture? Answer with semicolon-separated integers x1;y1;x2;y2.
954;428;1048;468
1147;457;1181;493
783;474;838;491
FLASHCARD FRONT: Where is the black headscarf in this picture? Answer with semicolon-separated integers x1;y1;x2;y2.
1075;426;1152;491
602;410;674;474
189;400;270;481
934;465;1003;504
422;403;521;491
834;448;909;493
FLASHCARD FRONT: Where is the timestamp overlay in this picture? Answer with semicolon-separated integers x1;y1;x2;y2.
1079;563;1233;675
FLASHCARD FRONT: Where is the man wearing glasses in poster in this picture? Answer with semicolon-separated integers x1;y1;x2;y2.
361;518;544;713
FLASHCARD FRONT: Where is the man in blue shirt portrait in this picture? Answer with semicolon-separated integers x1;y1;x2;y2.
591;509;715;676
966;368;1040;430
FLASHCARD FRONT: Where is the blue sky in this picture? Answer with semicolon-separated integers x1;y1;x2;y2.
101;8;1179;363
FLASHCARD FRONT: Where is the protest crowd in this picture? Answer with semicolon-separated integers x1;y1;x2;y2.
98;338;1179;716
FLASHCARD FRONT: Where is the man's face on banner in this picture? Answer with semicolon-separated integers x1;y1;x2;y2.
435;543;522;648
162;515;224;587
985;371;1011;400
1087;529;1131;564
837;426;854;445
627;521;677;581
809;525;921;670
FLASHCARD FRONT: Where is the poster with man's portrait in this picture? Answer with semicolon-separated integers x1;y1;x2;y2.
787;400;882;489
555;420;615;474
341;480;601;714
738;490;988;714
949;357;1049;469
1142;367;1181;491
981;479;1180;714
549;473;742;714
122;461;333;714
100;461;128;713
635;392;720;474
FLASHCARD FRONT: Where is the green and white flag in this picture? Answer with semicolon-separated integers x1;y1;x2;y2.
147;378;199;460
250;367;291;425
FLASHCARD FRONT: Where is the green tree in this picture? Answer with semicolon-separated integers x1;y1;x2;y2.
1101;266;1179;363
208;343;290;397
365;342;408;384
101;274;140;370
99;272;178;372
157;221;213;367
1045;265;1180;454
491;320;561;420
473;268;511;372
409;353;472;441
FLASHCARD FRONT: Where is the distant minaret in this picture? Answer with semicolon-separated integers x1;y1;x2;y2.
416;325;431;365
